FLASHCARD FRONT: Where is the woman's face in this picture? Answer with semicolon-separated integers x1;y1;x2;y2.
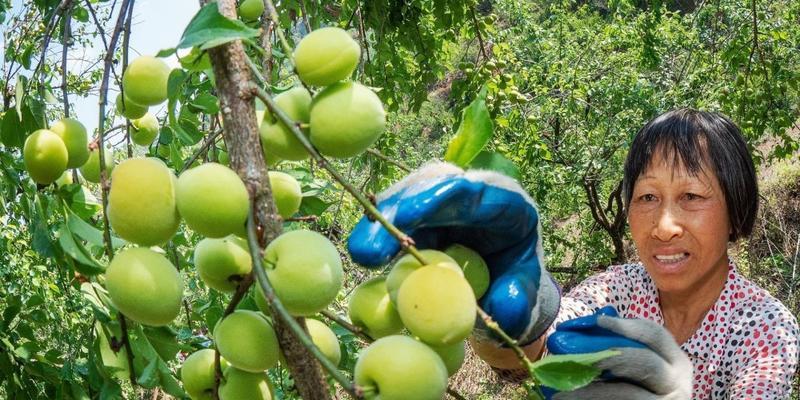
627;151;732;294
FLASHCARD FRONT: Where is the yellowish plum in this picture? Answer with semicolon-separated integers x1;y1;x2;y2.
115;93;148;119
105;247;184;326
293;27;360;86
108;157;179;246
122;56;171;106
309;82;386;158
80;147;114;184
50;118;89;168
305;319;341;366
348;276;404;339
131;112;160;146
385;249;462;305
23;129;68;184
354;335;447;400
193;236;252;293
268;171;302;219
397;265;476;346
263;230;343;316
214;310;280;372
176;163;250;238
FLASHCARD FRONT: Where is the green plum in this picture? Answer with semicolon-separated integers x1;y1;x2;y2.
385;249;462;305
115;93;148;119
294;27;360;86
268;171;302;219
131;112;160;146
80;146;114;184
427;340;466;376
263;230;343;316
108;157;179;246
306;318;341;366
348;276;404;339
122;56;171;106
23;129;68;184
176;163;250;238
354;335;447;400
260;87;312;161
181;349;228;400
444;244;491;298
397;265;476;346
193;235;252;293
219;368;273;400
105;247;183;326
238;0;264;21
50;118;89;168
309;82;386;158
214;310;280;372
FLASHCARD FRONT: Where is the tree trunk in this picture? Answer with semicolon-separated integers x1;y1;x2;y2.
205;1;331;398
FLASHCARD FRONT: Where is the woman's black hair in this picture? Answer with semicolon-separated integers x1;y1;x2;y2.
622;108;758;241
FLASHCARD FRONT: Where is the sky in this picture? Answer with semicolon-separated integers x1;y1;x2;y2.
3;0;200;134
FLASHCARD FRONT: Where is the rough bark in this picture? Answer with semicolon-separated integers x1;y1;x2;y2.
205;1;331;398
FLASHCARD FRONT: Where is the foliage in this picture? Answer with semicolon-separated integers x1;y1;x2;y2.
0;0;797;398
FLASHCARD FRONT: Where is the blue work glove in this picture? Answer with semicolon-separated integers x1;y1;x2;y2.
545;306;693;399
347;162;560;345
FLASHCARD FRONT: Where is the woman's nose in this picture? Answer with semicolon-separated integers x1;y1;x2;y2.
652;205;684;242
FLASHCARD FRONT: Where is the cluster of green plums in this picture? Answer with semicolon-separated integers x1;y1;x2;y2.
259;26;386;163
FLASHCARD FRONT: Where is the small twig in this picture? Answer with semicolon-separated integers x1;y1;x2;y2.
366;148;410;172
118;313;137;383
320;309;372;342
263;0;296;65
61;5;72;117
284;215;318;223
246;211;364;398
470;7;489;61
180;130;223;173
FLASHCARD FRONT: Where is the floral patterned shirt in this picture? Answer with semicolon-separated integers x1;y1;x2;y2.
549;262;799;399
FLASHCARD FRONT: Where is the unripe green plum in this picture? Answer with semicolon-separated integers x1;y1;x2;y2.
217;149;229;165
105;247;183;326
263;230;343;316
115;93;148;119
176;163;250;238
55;171;73;187
219;368;273;400
214;310;280;372
260;87;312;161
50;118;89;168
306;319;341;366
181;349;228;400
348;276;404;339
354;335;447;400
131;112;160;146
444;244;490;299
309;82;386;158
122;56;170;106
294;27;360;86
397;266;476;346
95;322;130;381
385;249;462;305
23;129;68;184
108;157;179;246
427;340;466;376
268;171;302;219
238;0;264;21
194;236;252;293
80;147;114;183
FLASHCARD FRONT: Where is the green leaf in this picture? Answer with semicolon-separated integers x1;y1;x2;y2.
57;224;105;275
444;88;493;166
530;350;619;392
65;208;125;249
167;69;188;128
298;195;330;217
468;151;522;181
142;326;179;362
189;93;220;114
161;3;259;56
1;108;24;148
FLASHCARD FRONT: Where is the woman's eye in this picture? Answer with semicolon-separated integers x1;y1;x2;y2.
639;194;656;202
684;193;702;200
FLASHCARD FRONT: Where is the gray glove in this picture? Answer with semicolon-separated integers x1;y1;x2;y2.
547;307;693;399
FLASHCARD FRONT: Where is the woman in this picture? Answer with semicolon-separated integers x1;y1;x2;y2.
348;109;799;399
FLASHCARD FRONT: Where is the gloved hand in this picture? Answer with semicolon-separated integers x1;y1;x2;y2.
347;162;560;345
545;306;693;399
